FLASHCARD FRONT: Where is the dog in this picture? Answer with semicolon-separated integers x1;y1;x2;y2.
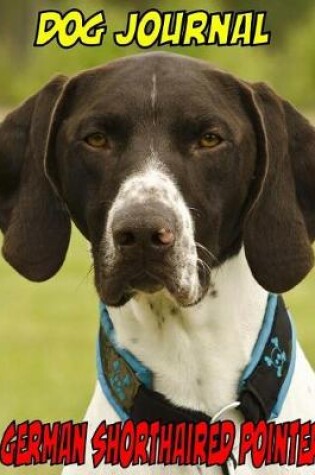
0;52;315;474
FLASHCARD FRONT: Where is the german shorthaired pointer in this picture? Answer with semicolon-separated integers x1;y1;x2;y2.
0;53;314;474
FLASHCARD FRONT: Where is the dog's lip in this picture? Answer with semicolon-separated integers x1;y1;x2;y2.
129;271;164;293
98;265;165;306
99;258;212;307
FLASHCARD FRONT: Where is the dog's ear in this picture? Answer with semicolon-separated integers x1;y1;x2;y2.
44;73;94;240
0;76;71;281
242;82;315;293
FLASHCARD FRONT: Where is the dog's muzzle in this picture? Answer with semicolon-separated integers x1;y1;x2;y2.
97;167;207;307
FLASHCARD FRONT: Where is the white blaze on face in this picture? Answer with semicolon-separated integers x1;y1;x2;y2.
151;73;157;113
104;162;201;304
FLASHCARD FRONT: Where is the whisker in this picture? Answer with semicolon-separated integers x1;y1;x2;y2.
188;206;204;218
195;241;218;264
197;257;212;279
75;263;94;292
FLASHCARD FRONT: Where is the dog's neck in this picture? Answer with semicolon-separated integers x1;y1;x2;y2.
107;249;268;416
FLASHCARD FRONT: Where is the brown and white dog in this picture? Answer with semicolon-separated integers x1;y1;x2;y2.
0;53;315;474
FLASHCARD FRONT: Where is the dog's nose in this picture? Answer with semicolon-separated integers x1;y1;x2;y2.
112;203;176;254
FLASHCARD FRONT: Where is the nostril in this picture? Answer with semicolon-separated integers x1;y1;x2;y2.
115;230;136;247
151;228;175;247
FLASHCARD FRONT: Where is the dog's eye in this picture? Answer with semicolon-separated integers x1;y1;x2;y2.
85;133;108;148
199;133;222;149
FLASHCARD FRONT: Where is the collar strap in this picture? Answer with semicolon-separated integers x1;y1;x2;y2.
97;294;296;425
239;295;296;420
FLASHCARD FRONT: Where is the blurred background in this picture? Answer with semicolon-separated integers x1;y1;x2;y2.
0;1;314;473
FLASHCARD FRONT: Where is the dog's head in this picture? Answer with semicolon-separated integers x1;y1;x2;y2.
1;53;315;306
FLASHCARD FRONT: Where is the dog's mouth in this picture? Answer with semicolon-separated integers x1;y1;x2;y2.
129;271;164;293
96;255;211;308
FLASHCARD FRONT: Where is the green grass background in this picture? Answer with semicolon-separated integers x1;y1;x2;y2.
0;1;315;470
0;229;97;474
0;227;314;475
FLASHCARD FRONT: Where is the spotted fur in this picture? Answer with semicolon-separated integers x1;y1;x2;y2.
102;162;202;306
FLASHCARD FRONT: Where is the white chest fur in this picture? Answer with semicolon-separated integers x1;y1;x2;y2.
63;250;315;474
109;248;268;416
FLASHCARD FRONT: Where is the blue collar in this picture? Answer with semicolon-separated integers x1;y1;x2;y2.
97;294;296;423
